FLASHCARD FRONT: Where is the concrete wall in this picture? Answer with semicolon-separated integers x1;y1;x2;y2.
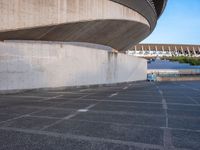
0;0;149;32
0;0;150;51
0;41;147;91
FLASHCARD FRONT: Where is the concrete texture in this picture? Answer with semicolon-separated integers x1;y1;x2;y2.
0;0;151;51
0;41;147;91
0;81;200;150
0;0;167;91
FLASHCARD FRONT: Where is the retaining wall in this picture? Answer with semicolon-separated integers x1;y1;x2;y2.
0;41;147;92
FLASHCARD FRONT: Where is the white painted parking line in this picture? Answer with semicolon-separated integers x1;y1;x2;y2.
0;108;50;125
188;97;199;104
77;109;88;112
123;86;128;90
41;103;98;130
191;88;200;91
155;84;175;150
4;95;46;99
40;95;64;102
80;89;92;92
181;84;200;92
77;103;97;113
47;92;74;94
158;90;163;95
163;128;174;149
41;113;78;130
0;126;164;150
85;104;97;110
109;92;118;97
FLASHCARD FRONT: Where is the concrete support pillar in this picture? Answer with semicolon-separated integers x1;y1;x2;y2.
168;46;171;56
175;46;178;56
187;47;191;57
155;46;158;56
142;45;144;55
181;46;184;55
162;46;164;56
148;45;151;56
193;47;196;57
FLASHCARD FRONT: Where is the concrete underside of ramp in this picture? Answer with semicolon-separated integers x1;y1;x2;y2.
0;41;147;92
0;0;150;51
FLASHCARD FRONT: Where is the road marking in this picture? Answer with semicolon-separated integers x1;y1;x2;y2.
123;86;128;90
109;92;118;97
40;95;64;102
77;103;97;113
77;109;88;112
158;90;163;95
181;84;200;92
41;113;79;131
41;103;97;130
0;127;164;150
80;89;91;92
188;97;199;104
0;108;50;125
3;95;46;99
163;128;175;150
47;92;74;94
155;84;174;149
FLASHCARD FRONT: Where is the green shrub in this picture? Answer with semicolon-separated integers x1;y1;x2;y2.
163;56;200;66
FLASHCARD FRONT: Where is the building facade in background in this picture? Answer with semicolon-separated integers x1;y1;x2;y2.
127;44;200;58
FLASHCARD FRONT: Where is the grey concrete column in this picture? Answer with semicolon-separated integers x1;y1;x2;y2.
175;46;178;56
142;45;144;55
187;47;191;57
181;46;184;55
193;47;197;57
168;46;172;56
162;46;164;54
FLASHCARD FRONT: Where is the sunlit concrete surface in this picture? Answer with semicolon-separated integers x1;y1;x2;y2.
0;81;200;150
0;0;167;91
0;0;152;51
0;41;147;92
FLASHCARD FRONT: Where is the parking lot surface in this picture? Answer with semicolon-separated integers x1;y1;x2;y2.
0;81;200;150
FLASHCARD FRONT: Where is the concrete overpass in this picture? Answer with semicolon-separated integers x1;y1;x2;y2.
0;0;167;92
128;44;200;57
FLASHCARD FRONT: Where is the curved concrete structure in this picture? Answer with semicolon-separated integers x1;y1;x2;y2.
0;0;167;92
0;0;167;51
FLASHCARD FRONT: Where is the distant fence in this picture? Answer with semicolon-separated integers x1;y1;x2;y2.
148;69;200;81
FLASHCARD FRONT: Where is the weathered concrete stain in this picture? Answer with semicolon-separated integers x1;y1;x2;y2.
0;41;147;91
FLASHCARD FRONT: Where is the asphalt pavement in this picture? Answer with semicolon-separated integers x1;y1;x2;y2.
0;81;200;150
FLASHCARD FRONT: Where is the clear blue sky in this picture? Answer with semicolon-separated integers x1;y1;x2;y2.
142;0;200;45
